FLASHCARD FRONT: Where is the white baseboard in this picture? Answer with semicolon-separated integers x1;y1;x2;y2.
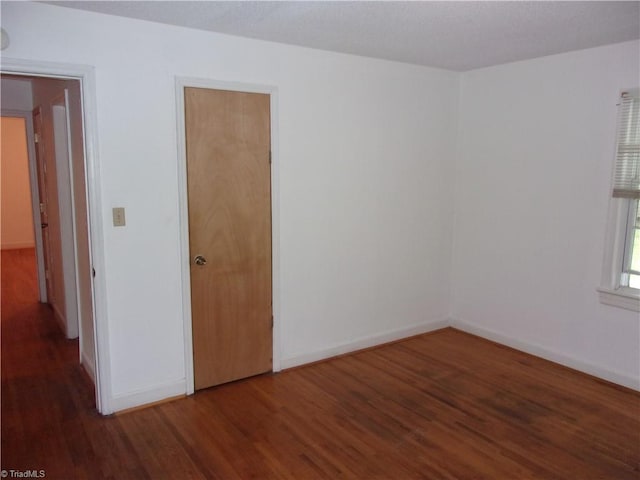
107;316;637;412
52;304;67;336
451;318;640;391
49;303;80;340
280;317;449;370
1;241;36;250
110;379;186;413
51;303;79;340
109;378;187;412
81;351;96;384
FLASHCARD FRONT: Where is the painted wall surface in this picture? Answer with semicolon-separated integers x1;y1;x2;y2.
453;41;640;387
2;3;458;405
0;77;33;111
1;116;35;249
67;82;95;381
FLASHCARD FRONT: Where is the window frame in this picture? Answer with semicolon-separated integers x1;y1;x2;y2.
598;197;640;311
599;90;640;312
621;198;639;287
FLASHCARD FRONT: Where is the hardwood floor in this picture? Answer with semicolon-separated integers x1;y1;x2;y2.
2;248;639;479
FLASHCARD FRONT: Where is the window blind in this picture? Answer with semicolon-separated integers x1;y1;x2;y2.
613;91;640;199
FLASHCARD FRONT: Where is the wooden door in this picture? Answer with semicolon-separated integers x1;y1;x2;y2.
185;87;272;390
32;107;54;304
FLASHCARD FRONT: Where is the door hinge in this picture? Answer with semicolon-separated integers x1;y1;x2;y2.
92;268;96;278
271;315;274;328
34;133;40;143
269;151;272;164
39;203;45;213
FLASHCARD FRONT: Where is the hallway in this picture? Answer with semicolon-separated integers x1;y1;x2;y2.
1;248;96;476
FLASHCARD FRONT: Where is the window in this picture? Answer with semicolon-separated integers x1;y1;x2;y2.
599;90;640;312
623;199;640;289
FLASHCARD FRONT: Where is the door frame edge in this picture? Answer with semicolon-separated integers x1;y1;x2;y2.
52;90;80;340
175;76;282;395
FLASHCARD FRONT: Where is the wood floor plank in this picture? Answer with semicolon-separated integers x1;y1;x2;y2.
2;248;639;479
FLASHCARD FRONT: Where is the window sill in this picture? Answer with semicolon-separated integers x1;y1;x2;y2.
598;287;640;312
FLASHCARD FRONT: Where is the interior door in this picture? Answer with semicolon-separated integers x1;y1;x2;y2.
185;87;272;390
32;107;54;304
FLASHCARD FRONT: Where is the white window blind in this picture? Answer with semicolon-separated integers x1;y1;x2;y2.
612;91;640;199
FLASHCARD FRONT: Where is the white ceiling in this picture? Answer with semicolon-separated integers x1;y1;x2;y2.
47;1;640;71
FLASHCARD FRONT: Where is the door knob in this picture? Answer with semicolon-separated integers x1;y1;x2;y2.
194;255;207;266
41;223;49;229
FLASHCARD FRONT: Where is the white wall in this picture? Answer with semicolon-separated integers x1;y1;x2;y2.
452;41;640;389
1;2;458;409
0;77;33;111
1;116;35;249
62;81;95;381
52;101;79;341
1;79;35;252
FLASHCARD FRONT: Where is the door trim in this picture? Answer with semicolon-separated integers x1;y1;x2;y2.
52;90;80;340
1;58;111;414
1;108;46;303
175;77;281;395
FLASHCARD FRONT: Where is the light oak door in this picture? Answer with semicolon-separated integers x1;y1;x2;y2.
185;87;272;390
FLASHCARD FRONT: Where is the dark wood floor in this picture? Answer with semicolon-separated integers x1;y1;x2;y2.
2;248;639;479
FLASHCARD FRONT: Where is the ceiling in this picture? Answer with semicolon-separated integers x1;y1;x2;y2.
46;1;640;71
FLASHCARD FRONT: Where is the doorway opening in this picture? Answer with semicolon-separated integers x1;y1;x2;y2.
1;71;102;410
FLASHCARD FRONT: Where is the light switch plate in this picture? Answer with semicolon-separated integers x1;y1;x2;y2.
112;207;126;227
